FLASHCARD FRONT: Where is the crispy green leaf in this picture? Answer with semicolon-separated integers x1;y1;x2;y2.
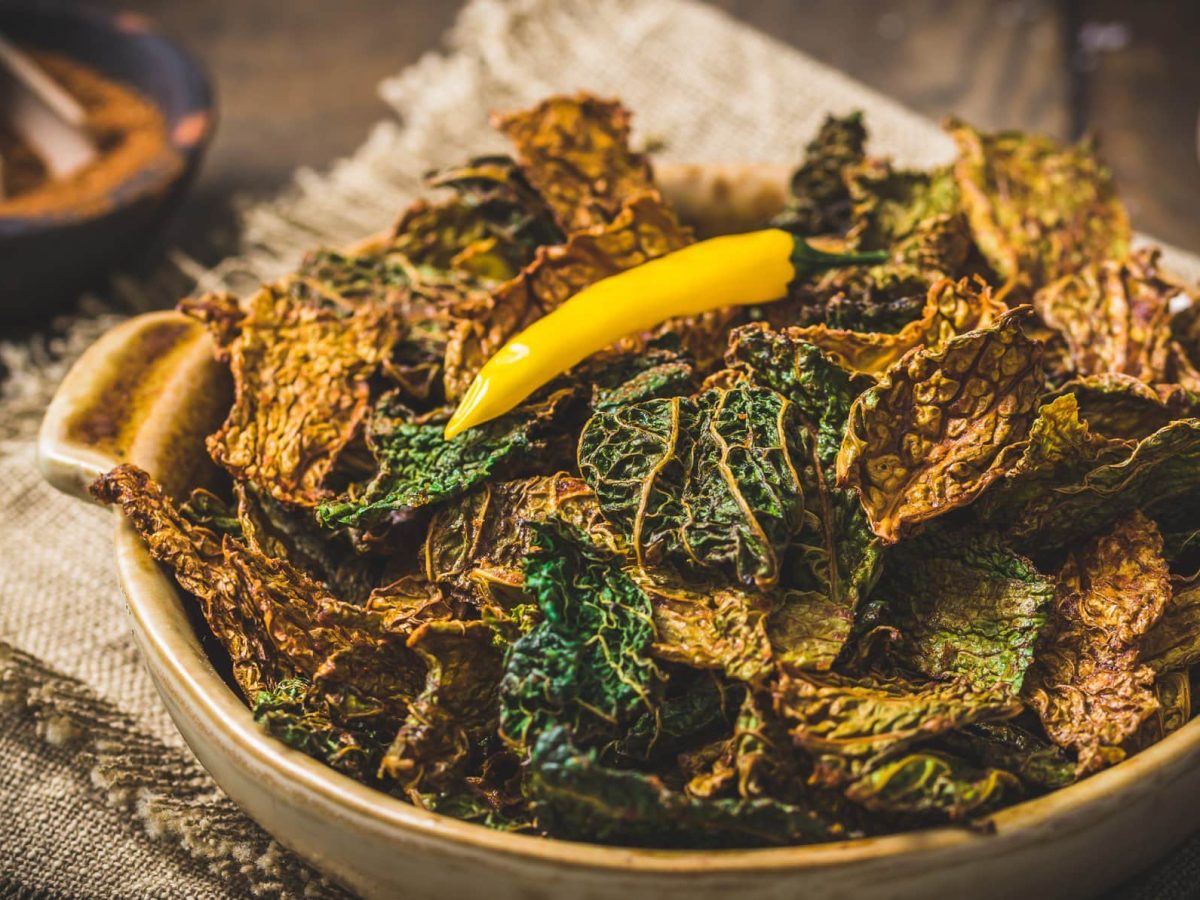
615;672;734;764
294;246;416;303
775;670;1021;759
498;521;660;752
389;198;526;282
772;111;867;236
726;323;869;469
762;590;856;673
295;244;500;408
527;726;850;848
422;473;625;625
631;570;774;683
252;677;393;782
975;393;1127;528
844;751;1019;820
584;343;696;412
784;271;928;335
948;119;1130;290
837;308;1044;543
364;574;458;633
726;324;882;664
579;382;809;589
681;691;793;800
1023;512;1170;772
871;528;1054;692
317;386;577;530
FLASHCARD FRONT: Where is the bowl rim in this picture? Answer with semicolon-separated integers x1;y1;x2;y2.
0;0;215;230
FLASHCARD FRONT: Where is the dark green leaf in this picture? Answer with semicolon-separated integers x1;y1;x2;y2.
870;528;1054;692
726;323;869;470
578;382;808;589
498;520;660;753
527;726;851;848
253;677;393;782
772;112;867;236
317;387;577;530
726;325;882;666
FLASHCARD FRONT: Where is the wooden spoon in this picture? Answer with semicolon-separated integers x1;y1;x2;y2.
0;32;97;182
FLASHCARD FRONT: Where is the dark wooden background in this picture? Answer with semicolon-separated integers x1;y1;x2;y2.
126;0;1199;266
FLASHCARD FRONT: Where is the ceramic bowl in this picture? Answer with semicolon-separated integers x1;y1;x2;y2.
37;163;1200;899
0;0;214;321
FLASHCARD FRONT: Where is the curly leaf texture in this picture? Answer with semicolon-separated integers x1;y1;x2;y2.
837;308;1043;543
579;382;809;590
1023;512;1171;773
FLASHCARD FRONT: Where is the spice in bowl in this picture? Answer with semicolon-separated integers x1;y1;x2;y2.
0;49;181;218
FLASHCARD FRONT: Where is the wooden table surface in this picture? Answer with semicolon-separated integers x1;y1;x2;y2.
126;0;1200;267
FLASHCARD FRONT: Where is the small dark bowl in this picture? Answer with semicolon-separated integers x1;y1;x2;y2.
0;1;214;322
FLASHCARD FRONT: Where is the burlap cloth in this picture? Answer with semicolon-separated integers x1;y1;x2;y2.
2;1;1198;896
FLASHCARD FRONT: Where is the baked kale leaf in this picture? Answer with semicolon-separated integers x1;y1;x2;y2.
772;111;868;237
317;386;576;530
725;324;882;666
866;528;1054;693
578;382;809;590
843;750;1019;821
498;520;661;752
837;309;1044;543
1023;512;1171;773
526;726;848;847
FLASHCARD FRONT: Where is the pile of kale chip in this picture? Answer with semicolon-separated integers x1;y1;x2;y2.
94;94;1200;847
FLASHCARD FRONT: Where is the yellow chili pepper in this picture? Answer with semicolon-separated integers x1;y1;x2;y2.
444;228;886;439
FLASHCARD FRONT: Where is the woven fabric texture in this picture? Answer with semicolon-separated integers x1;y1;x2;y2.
1;0;1197;896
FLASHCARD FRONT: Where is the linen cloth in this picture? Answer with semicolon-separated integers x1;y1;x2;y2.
1;0;1197;896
